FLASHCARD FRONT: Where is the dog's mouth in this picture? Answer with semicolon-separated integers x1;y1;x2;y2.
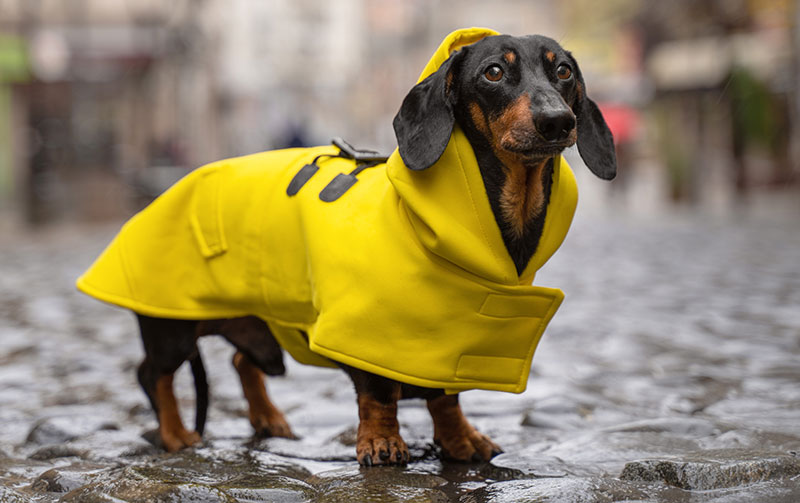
500;127;577;159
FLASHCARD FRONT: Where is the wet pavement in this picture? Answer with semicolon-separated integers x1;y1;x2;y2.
1;204;799;502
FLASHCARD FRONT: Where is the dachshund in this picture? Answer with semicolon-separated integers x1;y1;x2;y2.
128;33;616;465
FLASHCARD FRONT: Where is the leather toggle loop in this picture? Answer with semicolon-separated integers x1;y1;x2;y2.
318;161;382;202
319;173;359;202
286;163;320;196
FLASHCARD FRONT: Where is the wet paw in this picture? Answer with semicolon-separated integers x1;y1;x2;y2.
251;411;296;439
436;428;502;462
161;427;202;453
356;433;409;466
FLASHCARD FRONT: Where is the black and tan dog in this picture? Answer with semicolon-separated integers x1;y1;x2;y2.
80;30;616;466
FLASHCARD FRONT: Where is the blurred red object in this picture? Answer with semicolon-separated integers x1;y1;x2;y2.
597;103;639;145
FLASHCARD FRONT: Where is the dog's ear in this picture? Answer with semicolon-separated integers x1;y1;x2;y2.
568;54;617;180
393;50;465;170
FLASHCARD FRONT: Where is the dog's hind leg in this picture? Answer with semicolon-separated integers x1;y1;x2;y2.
217;316;286;377
232;351;295;439
153;372;203;451
136;314;203;452
205;316;294;439
426;393;502;462
188;352;209;435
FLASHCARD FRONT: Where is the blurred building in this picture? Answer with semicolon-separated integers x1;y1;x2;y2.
0;0;222;223
638;0;798;204
1;0;795;226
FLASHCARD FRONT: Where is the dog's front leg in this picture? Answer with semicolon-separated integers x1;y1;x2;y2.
426;394;502;462
356;388;409;466
344;366;409;465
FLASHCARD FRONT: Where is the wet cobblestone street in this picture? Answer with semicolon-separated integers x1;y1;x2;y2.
1;204;799;502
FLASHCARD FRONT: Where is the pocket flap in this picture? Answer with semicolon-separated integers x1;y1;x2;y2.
479;288;564;319
190;168;228;258
456;354;526;383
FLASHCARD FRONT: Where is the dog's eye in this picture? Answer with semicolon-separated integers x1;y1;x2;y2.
556;64;572;80
484;65;504;82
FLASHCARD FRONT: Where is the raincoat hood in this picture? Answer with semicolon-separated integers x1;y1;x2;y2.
387;27;574;285
77;28;578;394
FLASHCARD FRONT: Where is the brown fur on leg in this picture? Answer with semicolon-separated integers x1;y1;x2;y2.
155;374;202;452
426;394;502;462
232;351;294;439
356;389;409;465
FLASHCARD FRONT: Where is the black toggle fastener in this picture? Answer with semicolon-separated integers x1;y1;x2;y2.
318;162;376;202
319;173;358;202
286;152;334;196
286;138;388;200
286;163;319;196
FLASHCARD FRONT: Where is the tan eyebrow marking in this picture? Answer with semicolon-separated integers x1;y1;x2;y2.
545;51;555;63
503;51;516;64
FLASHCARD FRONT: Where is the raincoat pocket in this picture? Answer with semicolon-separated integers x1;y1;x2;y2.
190;167;228;258
454;288;564;386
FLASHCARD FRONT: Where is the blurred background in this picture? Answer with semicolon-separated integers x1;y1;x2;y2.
1;5;799;499
0;0;797;227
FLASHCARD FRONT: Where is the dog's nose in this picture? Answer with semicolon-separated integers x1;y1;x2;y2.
535;110;576;142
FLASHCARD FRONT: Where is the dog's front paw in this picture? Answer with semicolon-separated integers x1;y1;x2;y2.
356;431;409;466
436;427;502;462
161;426;202;453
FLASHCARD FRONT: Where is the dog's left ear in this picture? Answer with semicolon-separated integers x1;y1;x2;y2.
568;54;617;180
393;50;465;170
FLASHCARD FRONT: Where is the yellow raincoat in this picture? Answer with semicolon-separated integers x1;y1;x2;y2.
77;28;578;394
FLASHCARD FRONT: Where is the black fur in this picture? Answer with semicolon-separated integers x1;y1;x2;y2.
340;363;446;403
567;53;617;180
393;51;465;170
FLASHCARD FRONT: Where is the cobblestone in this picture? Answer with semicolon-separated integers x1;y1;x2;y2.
1;206;799;501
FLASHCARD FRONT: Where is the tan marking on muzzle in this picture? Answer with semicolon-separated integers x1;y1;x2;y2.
469;102;490;136
487;93;534;153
